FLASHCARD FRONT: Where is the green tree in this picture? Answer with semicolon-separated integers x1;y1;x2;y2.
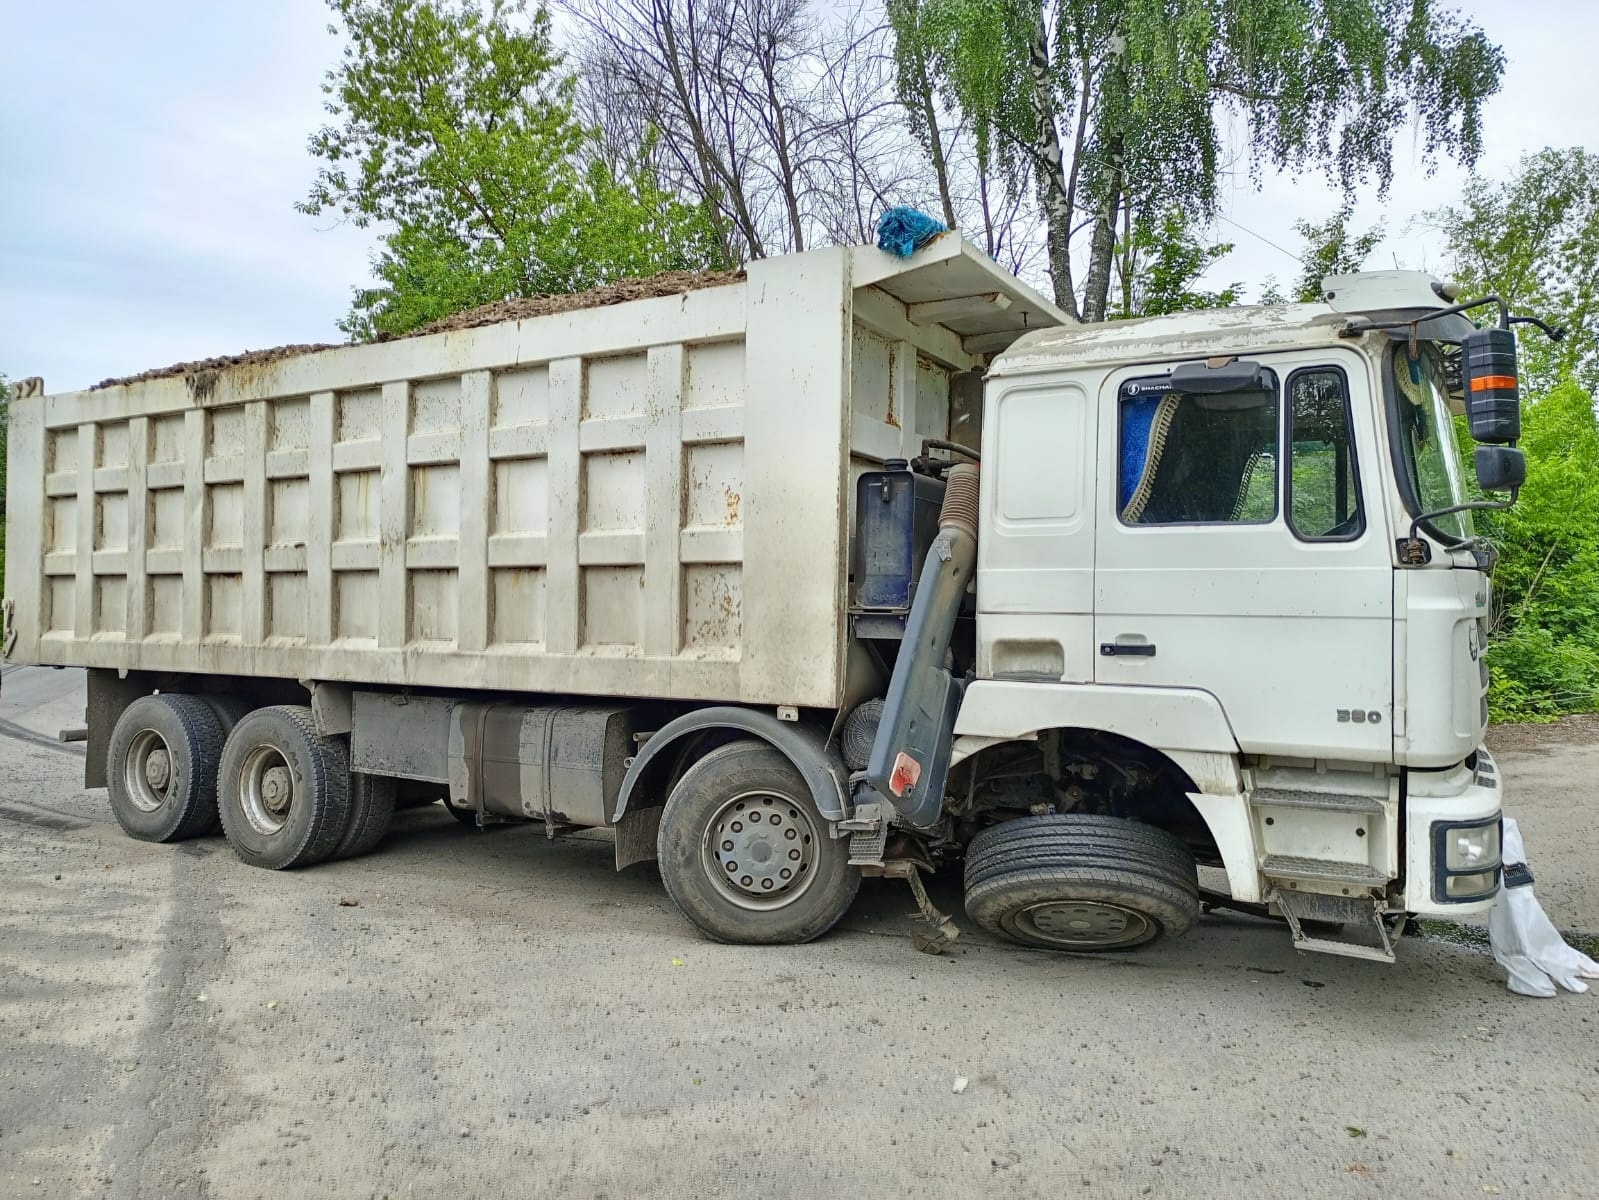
1476;379;1599;720
1422;146;1599;394
1108;208;1239;319
896;0;1503;322
885;0;967;233
300;0;722;338
1425;149;1599;720
1284;204;1387;303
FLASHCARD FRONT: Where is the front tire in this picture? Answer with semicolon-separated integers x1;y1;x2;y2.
218;706;351;870
964;814;1200;951
657;740;859;945
106;694;227;843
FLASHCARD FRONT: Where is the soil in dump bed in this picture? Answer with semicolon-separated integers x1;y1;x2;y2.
90;268;746;390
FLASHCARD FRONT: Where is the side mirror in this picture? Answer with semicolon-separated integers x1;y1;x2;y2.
1475;445;1526;493
1461;328;1521;443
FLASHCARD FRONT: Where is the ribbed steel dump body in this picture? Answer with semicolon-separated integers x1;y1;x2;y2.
4;238;1064;708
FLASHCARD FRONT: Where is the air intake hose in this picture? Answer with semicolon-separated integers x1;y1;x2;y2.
864;462;979;829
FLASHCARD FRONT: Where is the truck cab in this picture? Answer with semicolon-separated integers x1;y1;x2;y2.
859;271;1514;961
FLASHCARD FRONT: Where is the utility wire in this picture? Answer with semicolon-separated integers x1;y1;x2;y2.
1212;213;1305;265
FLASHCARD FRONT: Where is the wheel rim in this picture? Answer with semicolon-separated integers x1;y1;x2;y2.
124;729;175;813
239;744;296;836
701;788;819;911
1006;900;1157;949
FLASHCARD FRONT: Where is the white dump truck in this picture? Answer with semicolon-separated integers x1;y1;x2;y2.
4;234;1537;961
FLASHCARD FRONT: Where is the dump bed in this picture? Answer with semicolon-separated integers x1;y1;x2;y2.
4;238;1063;708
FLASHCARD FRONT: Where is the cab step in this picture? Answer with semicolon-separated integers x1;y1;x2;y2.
1271;888;1401;964
1250;786;1385;815
1261;854;1388;888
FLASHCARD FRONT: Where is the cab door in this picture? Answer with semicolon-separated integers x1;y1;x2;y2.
1092;351;1394;760
976;376;1099;684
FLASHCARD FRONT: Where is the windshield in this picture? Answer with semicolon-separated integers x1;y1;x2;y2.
1390;343;1473;542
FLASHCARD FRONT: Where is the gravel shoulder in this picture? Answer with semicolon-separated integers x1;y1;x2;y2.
1486;715;1599;935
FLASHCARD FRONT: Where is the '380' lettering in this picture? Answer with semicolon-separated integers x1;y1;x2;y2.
1336;709;1383;725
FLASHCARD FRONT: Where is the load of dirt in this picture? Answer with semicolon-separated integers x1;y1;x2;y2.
407;268;745;337
92;344;343;391
88;268;746;391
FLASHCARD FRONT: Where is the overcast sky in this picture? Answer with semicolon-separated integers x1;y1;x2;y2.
2;0;1594;393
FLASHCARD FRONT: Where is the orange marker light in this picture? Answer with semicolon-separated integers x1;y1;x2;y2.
1470;374;1518;391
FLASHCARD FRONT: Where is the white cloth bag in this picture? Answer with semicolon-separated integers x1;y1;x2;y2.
1488;818;1599;997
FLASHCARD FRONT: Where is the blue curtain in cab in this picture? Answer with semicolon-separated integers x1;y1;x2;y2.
1119;393;1165;513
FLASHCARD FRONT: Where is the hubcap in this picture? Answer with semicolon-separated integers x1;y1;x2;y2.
701;790;819;911
239;746;296;836
1008;900;1156;949
124;730;175;813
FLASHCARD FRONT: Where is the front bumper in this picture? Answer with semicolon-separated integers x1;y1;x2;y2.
1403;747;1503;917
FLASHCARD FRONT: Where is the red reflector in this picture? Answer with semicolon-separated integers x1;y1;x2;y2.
887;751;922;797
1470;374;1518;392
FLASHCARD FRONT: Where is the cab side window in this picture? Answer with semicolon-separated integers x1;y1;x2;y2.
1118;372;1279;525
1286;367;1363;540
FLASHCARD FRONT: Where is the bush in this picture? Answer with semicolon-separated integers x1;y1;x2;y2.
1477;378;1599;721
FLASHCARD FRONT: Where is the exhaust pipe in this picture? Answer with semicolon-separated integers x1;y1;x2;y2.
864;463;979;829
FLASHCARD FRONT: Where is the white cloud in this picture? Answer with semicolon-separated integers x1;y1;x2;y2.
1;0;378;391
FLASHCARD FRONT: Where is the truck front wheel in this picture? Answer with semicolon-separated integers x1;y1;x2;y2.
964;814;1200;951
656;740;859;945
217;706;352;870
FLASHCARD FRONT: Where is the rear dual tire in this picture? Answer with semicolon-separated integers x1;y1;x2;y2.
106;694;228;843
217;706;353;870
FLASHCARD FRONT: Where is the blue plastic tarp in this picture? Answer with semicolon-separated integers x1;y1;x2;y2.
876;207;947;258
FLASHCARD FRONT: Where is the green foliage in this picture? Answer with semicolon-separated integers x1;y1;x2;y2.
1422;148;1599;721
1475;379;1599;720
301;0;723;338
1108;209;1240;319
1286;204;1387;303
1423;147;1599;394
900;0;1503;318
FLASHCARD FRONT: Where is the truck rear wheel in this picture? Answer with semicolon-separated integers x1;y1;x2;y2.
218;706;351;870
195;695;256;833
199;694;255;734
657;740;859;945
330;774;396;860
106;694;228;843
964;814;1199;951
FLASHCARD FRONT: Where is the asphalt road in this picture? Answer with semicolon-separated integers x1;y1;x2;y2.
3;668;1598;1198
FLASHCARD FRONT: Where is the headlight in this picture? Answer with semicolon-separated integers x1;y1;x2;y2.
1447;823;1500;870
1432;817;1502;904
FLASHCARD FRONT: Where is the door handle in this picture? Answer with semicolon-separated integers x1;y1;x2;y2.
1100;641;1156;657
